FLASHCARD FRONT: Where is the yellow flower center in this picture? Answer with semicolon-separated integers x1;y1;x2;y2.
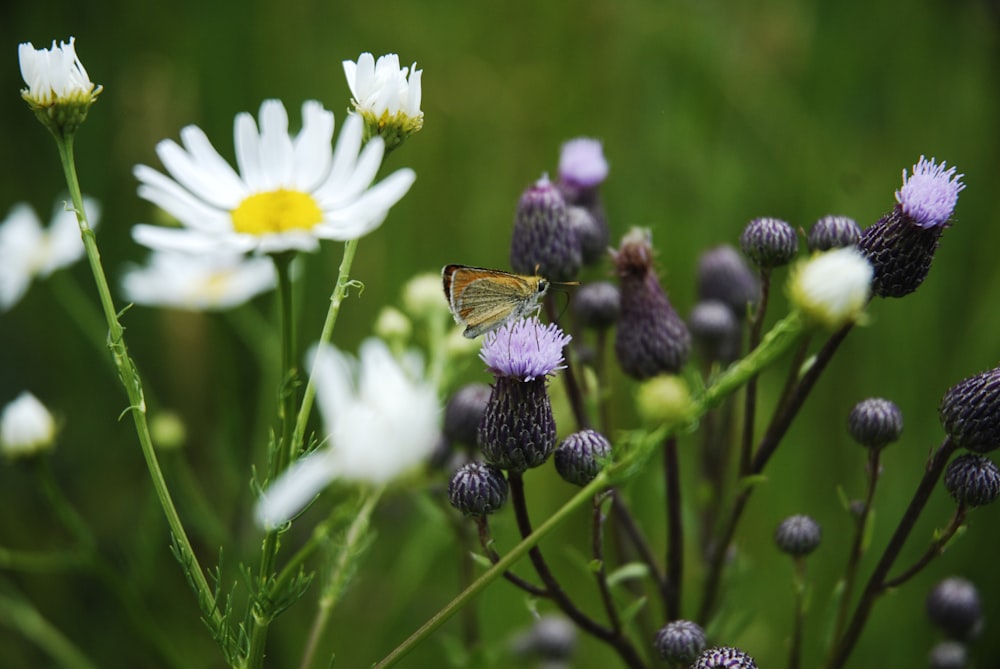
231;189;322;236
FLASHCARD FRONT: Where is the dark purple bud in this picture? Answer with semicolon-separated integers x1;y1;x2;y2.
807;215;862;251
740;217;798;268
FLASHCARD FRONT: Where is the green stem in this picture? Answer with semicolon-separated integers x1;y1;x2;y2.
248;252;299;669
373;470;613;669
52;134;220;628
291;238;360;462
300;486;385;669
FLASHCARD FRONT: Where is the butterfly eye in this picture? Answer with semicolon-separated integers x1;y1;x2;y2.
538;279;550;294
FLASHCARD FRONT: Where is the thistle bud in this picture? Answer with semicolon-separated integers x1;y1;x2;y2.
926;577;982;641
807;215;862;251
692;646;758;669
654;620;706;665
612;228;690;379
939;367;1000;453
944;453;1000;508
740;217;798;269
847;398;903;449
554;429;611;486
510;176;581;281
448;462;508;516
774;514;822;557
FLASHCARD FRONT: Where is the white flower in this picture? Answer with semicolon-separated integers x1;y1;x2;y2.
1;392;56;458
121;250;276;311
131;100;416;255
788;247;873;329
255;339;440;529
18;37;99;107
0;197;101;311
343;53;423;124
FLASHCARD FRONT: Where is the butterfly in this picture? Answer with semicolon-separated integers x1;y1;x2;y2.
442;264;550;338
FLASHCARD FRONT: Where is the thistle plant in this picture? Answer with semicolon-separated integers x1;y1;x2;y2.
3;31;994;669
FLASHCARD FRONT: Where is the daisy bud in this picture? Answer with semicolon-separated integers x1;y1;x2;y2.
653;620;706;665
692;646;759;669
443;383;491;449
448;462;508;516
944;453;1000;508
774;514;822;557
19;37;101;137
554;429;611;486
939;367;1000;453
510;176;582;281
929;641;968;669
478;318;570;471
612;228;690;379
926;577;982;641
807;215;862;252
572;281;620;330
688;300;740;363
740;217;798;269
858;156;964;298
696;245;760;318
787;247;873;330
1;392;57;459
847;398;903;449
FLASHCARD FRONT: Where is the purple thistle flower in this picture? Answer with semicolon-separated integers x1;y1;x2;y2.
896;156;965;229
859;156;965;298
558;137;608;192
479;318;571;382
478;318;570;471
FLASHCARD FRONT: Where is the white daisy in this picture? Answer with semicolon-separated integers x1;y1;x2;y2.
343;53;423;146
18;37;100;108
131;100;415;255
255;338;440;529
0;197;101;312
788;247;873;329
1;392;57;459
121;250;276;311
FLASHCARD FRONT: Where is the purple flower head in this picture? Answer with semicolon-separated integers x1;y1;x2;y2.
480;317;571;381
558;137;608;190
895;156;965;229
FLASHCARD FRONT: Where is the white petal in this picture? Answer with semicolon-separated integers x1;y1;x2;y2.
291;101;335;191
255;100;294;189
135;165;231;232
254;450;339;529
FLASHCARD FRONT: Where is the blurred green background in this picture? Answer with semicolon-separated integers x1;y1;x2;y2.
2;0;1000;667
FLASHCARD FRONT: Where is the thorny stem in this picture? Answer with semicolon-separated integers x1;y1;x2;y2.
826;438;959;669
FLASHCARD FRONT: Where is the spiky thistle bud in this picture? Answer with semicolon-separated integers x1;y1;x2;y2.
848;398;903;449
807;214;862;252
688;300;740;363
654;620;706;665
939;366;1000;453
612;228;690;379
944;453;1000;508
692;646;759;669
510;176;581;281
554;429;611;486
448;462;508;516
774;514;822;556
740;217;798;269
858;156;964;298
